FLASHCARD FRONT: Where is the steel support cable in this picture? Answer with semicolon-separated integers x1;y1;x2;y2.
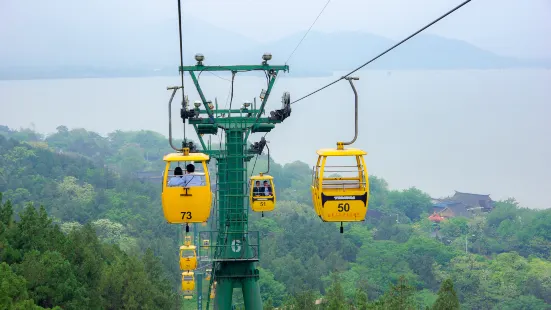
197;69;232;82
290;0;473;105
176;0;186;141
247;0;330;130
247;0;332;130
228;72;236;111
286;0;332;65
208;71;232;82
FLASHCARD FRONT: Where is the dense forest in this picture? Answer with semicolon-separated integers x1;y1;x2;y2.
1;125;550;309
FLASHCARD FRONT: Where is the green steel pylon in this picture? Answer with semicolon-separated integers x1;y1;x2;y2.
175;54;290;310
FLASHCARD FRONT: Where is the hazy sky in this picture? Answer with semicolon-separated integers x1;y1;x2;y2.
1;0;550;59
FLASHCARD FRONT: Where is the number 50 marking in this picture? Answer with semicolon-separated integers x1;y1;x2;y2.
337;203;350;212
181;212;192;219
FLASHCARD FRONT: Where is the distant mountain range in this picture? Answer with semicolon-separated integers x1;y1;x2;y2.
1;15;550;80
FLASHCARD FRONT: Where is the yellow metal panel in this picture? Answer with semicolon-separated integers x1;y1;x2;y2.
250;175;274;180
319;191;368;222
163;152;210;162
316;148;367;156
311;155;324;217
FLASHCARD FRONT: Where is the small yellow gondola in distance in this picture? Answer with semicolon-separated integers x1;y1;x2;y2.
249;174;276;212
161;151;212;224
179;243;197;271
210;281;217;299
184;235;192;246
202;239;210;250
183;291;193;299
181;271;195;291
205;268;212;281
311;147;369;222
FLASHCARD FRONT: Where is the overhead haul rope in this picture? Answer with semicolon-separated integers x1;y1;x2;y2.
243;0;332;132
291;0;473;105
208;71;232;82
207;0;332;184
176;0;187;142
286;0;332;65
270;0;332;92
228;72;236;111
246;0;329;175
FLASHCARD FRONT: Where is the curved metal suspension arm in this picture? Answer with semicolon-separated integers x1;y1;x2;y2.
167;86;183;151
342;76;359;146
262;142;270;175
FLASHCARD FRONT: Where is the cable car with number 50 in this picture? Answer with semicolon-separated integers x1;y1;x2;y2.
310;77;369;233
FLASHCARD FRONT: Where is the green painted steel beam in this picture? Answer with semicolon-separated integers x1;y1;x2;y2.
179;64;289;73
251;124;275;133
196;272;203;309
188;118;281;126
196;124;218;135
195;109;262;115
193;124;210;149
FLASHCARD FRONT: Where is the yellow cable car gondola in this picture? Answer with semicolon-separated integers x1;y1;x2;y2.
183;291;193;299
210;281;217;299
184;235;192;246
181;271;195;291
311;77;369;233
249;141;276;216
205;268;212;281
161;148;212;227
179;243;197;271
249;174;276;214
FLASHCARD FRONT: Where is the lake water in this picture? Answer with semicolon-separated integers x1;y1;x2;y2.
1;69;550;209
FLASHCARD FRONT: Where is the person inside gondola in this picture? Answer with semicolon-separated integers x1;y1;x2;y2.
253;181;263;196
168;166;186;186
263;180;272;196
182;164;204;186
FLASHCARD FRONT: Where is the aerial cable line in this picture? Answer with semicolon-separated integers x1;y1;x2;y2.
291;0;473;105
208;71;232;82
286;0;332;65
228;72;236;111
176;0;186;141
250;0;335;129
270;0;331;96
